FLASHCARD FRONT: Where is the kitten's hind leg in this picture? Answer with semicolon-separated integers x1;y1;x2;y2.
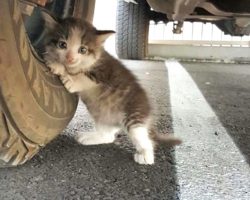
128;126;155;165
77;125;119;145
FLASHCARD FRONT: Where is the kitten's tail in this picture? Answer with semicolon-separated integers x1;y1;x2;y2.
150;129;182;147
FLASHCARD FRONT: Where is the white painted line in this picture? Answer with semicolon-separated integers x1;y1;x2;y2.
165;60;250;200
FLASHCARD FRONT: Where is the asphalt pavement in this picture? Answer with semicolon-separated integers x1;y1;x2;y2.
0;60;250;200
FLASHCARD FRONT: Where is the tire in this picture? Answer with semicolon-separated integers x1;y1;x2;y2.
0;0;95;167
116;0;150;60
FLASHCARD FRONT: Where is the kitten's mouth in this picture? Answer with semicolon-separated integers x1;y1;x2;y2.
64;61;82;74
65;65;82;75
66;61;80;68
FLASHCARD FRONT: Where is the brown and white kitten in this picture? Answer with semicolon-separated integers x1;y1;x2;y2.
42;12;181;165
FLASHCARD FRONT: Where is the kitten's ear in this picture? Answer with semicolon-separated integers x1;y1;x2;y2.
41;10;58;30
96;30;115;45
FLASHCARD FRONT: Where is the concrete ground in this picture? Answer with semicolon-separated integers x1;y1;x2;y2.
0;60;250;200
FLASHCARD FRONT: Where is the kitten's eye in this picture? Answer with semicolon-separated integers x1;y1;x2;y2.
57;41;67;49
78;46;88;54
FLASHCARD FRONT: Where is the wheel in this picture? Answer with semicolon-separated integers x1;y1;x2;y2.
115;0;150;60
0;0;95;167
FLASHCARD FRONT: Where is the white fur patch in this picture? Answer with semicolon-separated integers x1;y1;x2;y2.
60;75;78;93
77;126;119;145
47;62;65;76
134;150;154;165
61;73;98;93
78;75;97;90
77;132;116;145
129;126;155;165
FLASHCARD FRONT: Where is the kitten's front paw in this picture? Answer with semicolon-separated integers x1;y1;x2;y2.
134;150;154;165
46;62;65;76
60;75;78;93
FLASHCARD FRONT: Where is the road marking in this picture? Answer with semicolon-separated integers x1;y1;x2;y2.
165;60;250;200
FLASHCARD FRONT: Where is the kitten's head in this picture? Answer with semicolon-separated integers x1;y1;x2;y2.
42;11;114;71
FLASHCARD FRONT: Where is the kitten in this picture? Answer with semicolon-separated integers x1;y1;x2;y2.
42;12;181;165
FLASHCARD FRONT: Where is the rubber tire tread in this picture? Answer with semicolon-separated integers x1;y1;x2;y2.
0;0;95;167
116;0;150;60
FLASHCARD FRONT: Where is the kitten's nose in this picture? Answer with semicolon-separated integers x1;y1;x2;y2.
66;53;75;64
